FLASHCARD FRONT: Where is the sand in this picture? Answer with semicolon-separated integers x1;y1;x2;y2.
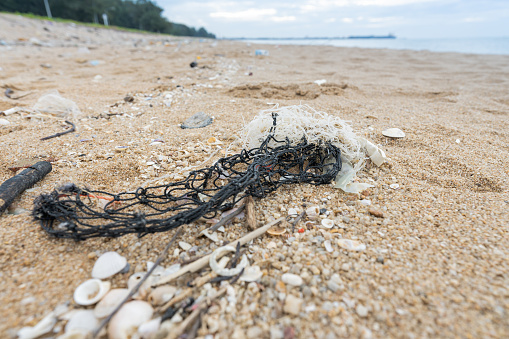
0;13;508;338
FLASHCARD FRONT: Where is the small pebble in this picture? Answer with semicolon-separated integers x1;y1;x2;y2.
368;208;384;218
283;295;303;315
282;273;303;286
356;304;369;317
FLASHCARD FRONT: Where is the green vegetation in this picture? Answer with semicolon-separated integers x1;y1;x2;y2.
0;0;215;38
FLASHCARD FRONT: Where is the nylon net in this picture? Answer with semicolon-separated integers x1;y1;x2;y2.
33;114;342;240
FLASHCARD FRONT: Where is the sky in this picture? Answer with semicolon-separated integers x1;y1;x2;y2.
157;0;509;39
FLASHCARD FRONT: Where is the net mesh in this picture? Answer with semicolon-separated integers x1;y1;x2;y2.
33;114;342;240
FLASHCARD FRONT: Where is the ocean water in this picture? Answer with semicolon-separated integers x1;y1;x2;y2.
242;37;509;55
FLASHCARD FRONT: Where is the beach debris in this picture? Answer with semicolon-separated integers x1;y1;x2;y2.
282;273;303;286
320;218;334;229
283;295;303;315
64;309;99;333
314;79;327;86
209;246;249;276
208;204;245;233
32;91;82;119
382;127;405;138
124;95;134;102
245;196;257;230
287;208;298;217
390;183;400;189
267;226;286;236
94;289;131;318
40;120;76;141
108;301;154;339
240;265;263;282
91;252;128;279
16;311;57;339
306;205;320;218
360;138;387;166
147;286;177;306
324;240;334;252
0;118;10;125
178;241;192;251
180;111;213;129
73;279;111;306
368;208;384;218
337;239;366;251
40;63;52;68
1;161;52;215
3;86;32;100
255;49;269;56
206;136;222;145
190;61;198;68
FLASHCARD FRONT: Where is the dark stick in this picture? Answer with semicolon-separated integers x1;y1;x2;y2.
40;120;76;141
208;204;245;233
291;211;306;233
92;228;182;338
0;161;52;214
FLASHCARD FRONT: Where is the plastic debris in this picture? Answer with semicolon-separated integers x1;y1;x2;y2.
314;79;327;86
32;91;82;119
181;112;213;129
190;61;198;68
255;49;269;56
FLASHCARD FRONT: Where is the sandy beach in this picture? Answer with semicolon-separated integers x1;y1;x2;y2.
0;13;508;338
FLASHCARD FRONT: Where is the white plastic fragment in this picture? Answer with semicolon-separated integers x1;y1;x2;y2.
314;79;327;85
360;138;387;166
32;90;82;119
209;246;249;276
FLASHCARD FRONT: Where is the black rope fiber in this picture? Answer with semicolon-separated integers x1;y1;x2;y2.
33;116;342;240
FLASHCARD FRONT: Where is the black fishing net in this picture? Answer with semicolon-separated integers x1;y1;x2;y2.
33;114;342;240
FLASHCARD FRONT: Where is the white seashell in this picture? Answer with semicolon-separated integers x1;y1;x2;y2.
92;252;127;279
217;256;230;269
108;301;154;339
94;288;130;318
389;183;400;189
209;246;249;276
74;279;111;306
65;309;99;333
324;240;333;253
127;272;154;299
162;264;181;277
127;272;145;290
306;206;320;218
361;138;387;166
281;273;303;286
178;241;192;251
337;239;366;252
0;118;10;125
287;208;298;217
138;317;161;339
200;229;219;243
17;311;56;339
382;128;405;138
320;218;334;228
360;199;371;206
56;329;90;339
148;286;177;306
240;265;263;282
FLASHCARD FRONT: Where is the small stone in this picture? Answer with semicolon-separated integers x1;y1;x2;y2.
87;252;97;260
181;112;213;129
283;295;303;315
376;256;385;264
341;263;350;271
327;281;341;292
0;118;10;125
246;326;263;339
368;208;384;218
282;273;303;286
124;95;134;102
356;304;369;317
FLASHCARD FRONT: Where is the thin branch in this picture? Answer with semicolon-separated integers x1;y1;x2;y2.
208;204;245;233
40;120;76;140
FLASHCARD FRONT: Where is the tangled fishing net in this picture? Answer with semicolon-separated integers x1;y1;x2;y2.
33;105;386;240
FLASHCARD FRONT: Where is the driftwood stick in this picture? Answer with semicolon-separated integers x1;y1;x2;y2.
291;211;306;233
245;196;257;230
155;217;284;287
92;228;182;338
0;161;52;214
208;204;245;233
40;120;76;140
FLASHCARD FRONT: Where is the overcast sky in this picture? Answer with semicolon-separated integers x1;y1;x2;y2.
157;0;508;39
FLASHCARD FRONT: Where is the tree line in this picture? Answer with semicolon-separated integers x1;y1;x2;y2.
0;0;215;38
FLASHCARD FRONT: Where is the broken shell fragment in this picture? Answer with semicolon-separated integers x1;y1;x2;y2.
240;265;263;282
305;206;320;218
92;251;127;279
320;218;334;229
324;240;333;252
65;309;99;333
108;301;154;339
337;239;366;252
147;286;177;306
382;128;405;138
17;311;57;339
207;137;223;145
74;279;111;306
138;317;161;339
209;246;249;276
287;208;298;217
94;288;130;318
267;226;286;236
178;241;192;251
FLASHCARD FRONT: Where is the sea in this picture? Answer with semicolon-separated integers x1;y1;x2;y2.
240;37;509;55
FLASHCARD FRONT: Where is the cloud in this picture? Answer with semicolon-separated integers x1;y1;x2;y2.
342;17;354;23
210;8;277;21
462;17;485;23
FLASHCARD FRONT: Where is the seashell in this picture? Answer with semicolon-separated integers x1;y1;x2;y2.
287;208;298;217
217;256;230;269
382;128;405;138
108;301;153;339
94;288;130;318
17;311;56;339
337;239;366;251
92;252;127;279
209;246;249;276
305;206;320;218
267;226;286;236
138;317;161;339
281;273;303;287
178;241;192;251
0;118;10;125
162;264;181;277
65;309;99;333
324;240;333;252
320;218;334;229
200;229;219;243
207;137;223;145
148;286;177;306
127;272;153;299
74;279;111;306
240;266;263;282
389;183;400;189
127;272;145;290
